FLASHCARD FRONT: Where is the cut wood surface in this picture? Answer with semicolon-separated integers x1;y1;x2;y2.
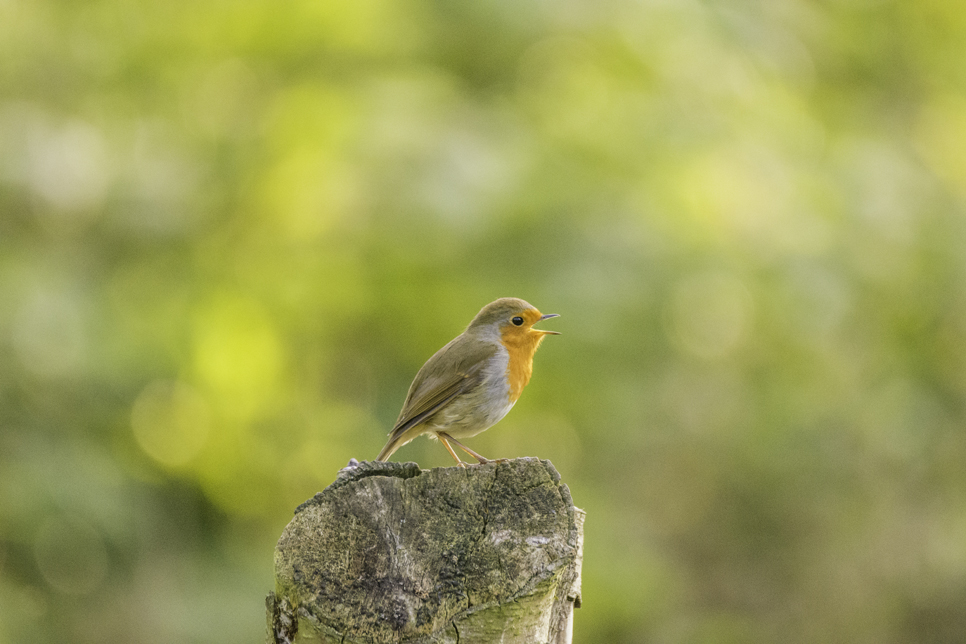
267;458;584;644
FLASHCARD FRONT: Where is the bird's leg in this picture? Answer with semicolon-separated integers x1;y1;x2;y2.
436;434;467;468
438;432;504;465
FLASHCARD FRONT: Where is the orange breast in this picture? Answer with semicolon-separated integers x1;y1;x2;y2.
500;330;546;403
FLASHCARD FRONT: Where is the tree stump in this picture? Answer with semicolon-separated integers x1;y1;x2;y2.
266;458;584;644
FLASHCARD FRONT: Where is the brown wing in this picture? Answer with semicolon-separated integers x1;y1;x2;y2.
376;334;498;460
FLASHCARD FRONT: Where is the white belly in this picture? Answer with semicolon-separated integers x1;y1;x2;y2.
424;345;515;439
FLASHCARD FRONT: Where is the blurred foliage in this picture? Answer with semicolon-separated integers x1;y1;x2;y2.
2;0;966;642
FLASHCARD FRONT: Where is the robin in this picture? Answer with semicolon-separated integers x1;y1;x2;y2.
375;297;560;466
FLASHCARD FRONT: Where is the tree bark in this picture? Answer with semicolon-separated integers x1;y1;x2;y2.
266;458;583;644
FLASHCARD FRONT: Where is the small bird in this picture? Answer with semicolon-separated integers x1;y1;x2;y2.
375;297;560;466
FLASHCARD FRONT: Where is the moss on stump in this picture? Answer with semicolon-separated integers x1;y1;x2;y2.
267;458;583;644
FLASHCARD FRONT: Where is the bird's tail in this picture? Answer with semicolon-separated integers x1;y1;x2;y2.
375;436;401;462
376;440;398;461
376;416;429;461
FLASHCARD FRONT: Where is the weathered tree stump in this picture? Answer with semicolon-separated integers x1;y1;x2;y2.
266;458;584;644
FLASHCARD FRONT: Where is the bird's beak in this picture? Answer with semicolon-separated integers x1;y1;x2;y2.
535;313;561;335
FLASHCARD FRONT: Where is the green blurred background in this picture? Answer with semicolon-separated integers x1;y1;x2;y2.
3;0;966;642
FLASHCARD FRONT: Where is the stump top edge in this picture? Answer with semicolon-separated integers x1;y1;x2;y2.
294;457;562;515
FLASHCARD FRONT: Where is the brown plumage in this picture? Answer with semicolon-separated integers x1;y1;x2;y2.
375;297;559;466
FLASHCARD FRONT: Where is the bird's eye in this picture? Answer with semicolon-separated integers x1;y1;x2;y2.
511;316;524;326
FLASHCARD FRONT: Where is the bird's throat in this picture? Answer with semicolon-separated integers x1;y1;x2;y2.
500;331;546;402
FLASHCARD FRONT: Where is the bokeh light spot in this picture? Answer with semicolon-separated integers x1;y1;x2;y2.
192;293;285;419
27;119;111;214
915;93;966;197
12;287;87;378
33;515;108;596
666;271;753;359
131;380;212;467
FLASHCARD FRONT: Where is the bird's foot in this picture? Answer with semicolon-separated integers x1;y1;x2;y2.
474;457;511;465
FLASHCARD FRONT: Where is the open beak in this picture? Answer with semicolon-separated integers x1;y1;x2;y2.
535;313;561;335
